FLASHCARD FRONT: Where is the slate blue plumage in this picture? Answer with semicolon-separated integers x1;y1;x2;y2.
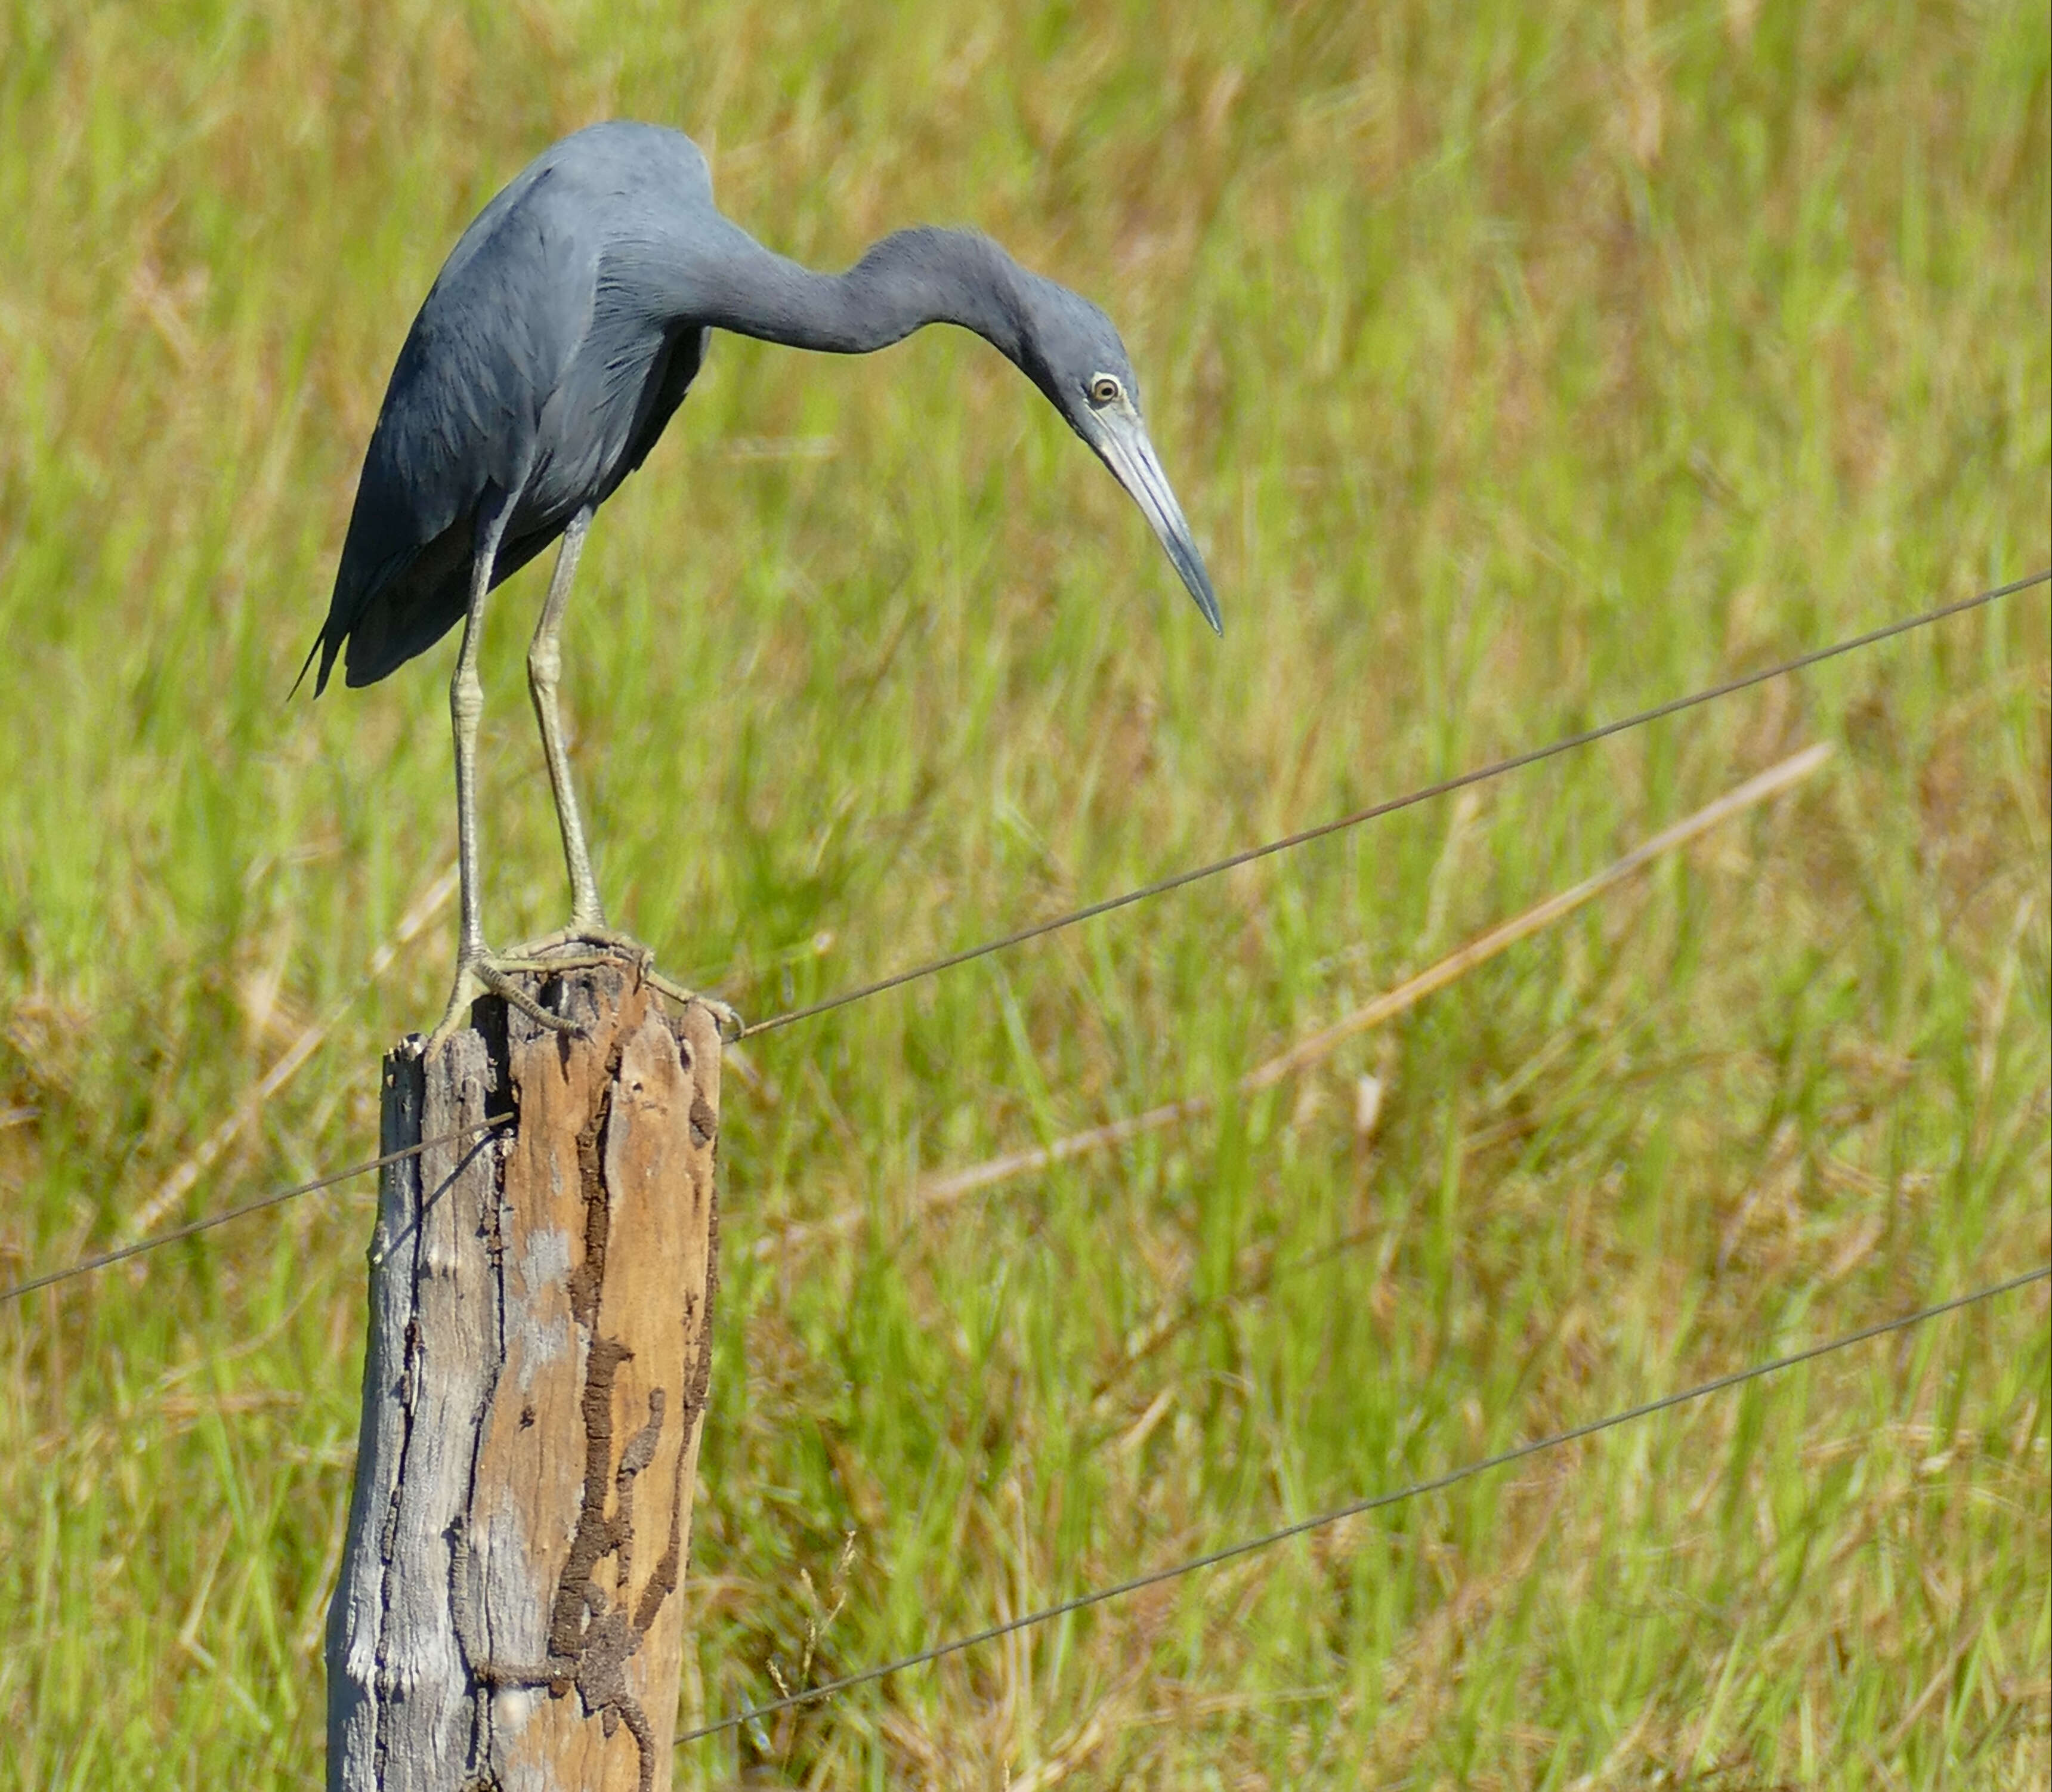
311;122;1219;1045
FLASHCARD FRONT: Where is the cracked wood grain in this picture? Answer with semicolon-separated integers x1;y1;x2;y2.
327;964;721;1792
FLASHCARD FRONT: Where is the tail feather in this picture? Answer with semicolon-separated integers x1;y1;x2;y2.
288;632;326;702
340;569;470;687
305;527;461;694
306;511;568;696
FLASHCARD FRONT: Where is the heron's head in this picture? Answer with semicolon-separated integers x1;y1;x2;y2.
1014;280;1221;635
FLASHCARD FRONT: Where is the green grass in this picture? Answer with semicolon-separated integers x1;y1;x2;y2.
1;0;2047;1785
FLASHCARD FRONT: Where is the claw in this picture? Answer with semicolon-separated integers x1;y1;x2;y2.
644;971;745;1043
498;928;743;1040
425;929;744;1053
503;925;653;968
424;950;585;1055
475;962;583;1034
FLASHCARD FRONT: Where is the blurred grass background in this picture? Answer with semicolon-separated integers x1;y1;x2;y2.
1;0;2047;1785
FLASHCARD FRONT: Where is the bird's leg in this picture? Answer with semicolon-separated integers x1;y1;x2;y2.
425;500;580;1053
450;543;492;968
490;503;741;1042
527;506;606;932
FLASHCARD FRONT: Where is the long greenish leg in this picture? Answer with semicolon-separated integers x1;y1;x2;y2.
422;501;742;1049
427;499;575;1051
527;505;604;931
449;521;498;969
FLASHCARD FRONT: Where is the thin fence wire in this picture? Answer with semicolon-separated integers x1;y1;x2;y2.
738;569;2048;1037
0;1121;508;1305
1;569;2042;1305
0;574;2044;1772
675;1265;2051;1748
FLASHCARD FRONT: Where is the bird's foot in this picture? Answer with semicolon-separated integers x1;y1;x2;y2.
490;925;745;1043
422;946;588;1056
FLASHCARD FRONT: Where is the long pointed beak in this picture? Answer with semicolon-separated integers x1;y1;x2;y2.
1090;410;1222;635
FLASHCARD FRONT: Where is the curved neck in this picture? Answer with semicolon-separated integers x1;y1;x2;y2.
693;225;1029;363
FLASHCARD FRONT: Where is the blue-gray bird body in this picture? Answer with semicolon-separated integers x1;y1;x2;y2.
316;126;708;687
314;121;1215;694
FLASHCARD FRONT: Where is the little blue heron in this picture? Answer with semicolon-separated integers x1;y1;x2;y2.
307;121;1219;1047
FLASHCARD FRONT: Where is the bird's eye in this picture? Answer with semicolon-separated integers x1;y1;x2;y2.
1088;373;1124;406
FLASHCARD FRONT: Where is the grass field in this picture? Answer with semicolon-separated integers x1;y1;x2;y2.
1;1;2048;1785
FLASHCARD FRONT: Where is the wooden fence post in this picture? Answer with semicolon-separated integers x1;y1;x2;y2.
326;960;722;1792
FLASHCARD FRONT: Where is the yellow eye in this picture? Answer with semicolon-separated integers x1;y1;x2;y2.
1089;373;1123;406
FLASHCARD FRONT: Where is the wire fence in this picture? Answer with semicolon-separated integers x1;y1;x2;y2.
2;569;2046;1769
3;567;2042;1306
673;1266;2052;1748
738;569;2048;1036
0;1123;508;1305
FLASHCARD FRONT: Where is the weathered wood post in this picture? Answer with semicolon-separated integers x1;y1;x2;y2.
327;959;722;1792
